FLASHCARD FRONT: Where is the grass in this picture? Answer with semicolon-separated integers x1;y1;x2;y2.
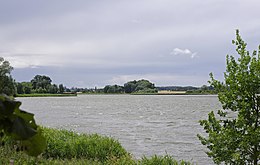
139;155;191;165
0;127;192;165
16;93;77;97
42;127;128;161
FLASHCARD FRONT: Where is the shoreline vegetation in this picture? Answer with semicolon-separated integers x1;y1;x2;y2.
1;127;191;165
15;90;216;97
15;93;77;97
13;75;216;97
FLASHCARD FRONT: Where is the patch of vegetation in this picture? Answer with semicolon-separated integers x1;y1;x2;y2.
0;94;46;156
198;30;260;164
0;127;192;164
0;145;101;165
0;57;16;96
139;155;191;165
42;127;128;162
16;93;77;97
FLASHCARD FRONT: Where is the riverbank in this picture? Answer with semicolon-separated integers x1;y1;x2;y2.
78;90;216;95
1;127;191;165
16;93;77;97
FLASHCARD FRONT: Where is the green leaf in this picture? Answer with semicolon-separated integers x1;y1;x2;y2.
11;117;37;140
198;30;260;164
14;109;37;129
21;128;46;156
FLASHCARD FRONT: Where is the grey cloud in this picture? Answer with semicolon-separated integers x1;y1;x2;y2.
1;0;260;86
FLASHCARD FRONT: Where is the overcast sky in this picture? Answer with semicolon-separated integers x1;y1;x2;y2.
1;0;260;88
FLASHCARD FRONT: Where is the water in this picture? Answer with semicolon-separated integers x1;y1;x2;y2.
17;95;221;164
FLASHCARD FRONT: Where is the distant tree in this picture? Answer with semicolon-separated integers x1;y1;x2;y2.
135;79;155;92
22;82;32;94
47;84;58;94
65;87;71;93
124;81;137;93
24;85;32;94
124;79;156;93
58;84;65;93
198;30;260;164
200;85;209;91
104;85;124;93
31;75;52;90
0;57;16;96
16;82;33;94
16;82;25;94
104;85;110;93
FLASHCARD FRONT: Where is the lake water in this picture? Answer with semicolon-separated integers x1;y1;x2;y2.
18;95;221;164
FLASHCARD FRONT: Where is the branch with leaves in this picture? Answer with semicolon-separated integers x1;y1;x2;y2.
0;94;46;156
198;30;260;164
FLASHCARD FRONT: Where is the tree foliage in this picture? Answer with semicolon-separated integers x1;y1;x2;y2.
0;94;46;156
104;85;124;93
16;82;32;94
17;75;64;94
0;57;16;96
124;79;157;93
31;75;52;90
198;30;260;164
58;84;65;94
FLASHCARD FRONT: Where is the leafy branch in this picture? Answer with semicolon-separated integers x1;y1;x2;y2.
0;94;46;156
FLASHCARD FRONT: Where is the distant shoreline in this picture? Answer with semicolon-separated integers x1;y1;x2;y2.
79;90;216;96
15;93;77;97
15;91;216;97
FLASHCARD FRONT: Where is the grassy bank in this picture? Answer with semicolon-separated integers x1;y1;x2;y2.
16;93;77;97
0;127;191;165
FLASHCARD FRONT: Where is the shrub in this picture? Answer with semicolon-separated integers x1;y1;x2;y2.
42;127;129;162
139;155;191;165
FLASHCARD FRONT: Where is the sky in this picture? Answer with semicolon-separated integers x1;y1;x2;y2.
1;0;260;88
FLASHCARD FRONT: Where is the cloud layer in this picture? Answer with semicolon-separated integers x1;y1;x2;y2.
1;0;260;87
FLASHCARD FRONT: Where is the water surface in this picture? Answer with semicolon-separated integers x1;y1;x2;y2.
18;95;221;164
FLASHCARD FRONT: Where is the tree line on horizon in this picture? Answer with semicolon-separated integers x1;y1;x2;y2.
16;75;66;95
0;56;215;96
0;58;158;95
103;79;157;94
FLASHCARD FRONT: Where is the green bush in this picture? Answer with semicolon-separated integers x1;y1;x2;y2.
139;155;191;165
0;145;101;165
42;127;129;162
0;127;192;164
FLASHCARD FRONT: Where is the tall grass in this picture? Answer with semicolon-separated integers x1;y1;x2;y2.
139;155;191;165
42;127;128;162
0;127;192;164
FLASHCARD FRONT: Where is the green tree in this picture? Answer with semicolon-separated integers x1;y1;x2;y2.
22;82;32;94
16;82;25;94
124;79;156;93
0;57;16;96
58;84;65;93
198;30;260;164
104;85;124;93
31;75;52;90
124;80;137;93
135;79;156;92
47;84;58;94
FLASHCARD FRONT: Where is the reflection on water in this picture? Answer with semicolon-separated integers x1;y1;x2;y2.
18;95;221;164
